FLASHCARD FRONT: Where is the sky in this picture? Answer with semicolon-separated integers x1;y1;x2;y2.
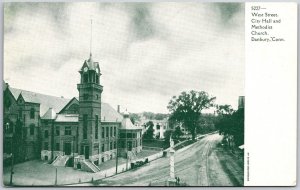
4;2;244;113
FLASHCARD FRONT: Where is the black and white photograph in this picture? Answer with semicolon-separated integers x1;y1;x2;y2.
3;1;247;187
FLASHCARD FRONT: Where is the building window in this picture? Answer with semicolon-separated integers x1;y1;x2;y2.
44;130;49;138
114;142;116;149
55;143;60;151
127;133;132;138
127;142;132;151
30;108;35;119
102;127;105;138
120;133;126;138
65;126;71;135
114;127;116;137
106;127;109;137
110;142;112;150
95;115;98;139
19;109;22;119
83;115;88;139
30;124;35;135
44;142;49;150
110;126;113;137
96;94;99;100
56;127;60;136
101;144;105;152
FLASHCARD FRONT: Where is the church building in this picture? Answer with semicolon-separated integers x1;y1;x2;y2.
3;54;143;172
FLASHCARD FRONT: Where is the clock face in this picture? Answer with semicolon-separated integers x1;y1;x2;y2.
96;68;99;74
83;67;88;72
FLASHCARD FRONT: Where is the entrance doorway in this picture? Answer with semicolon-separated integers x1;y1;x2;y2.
64;142;72;155
84;146;89;159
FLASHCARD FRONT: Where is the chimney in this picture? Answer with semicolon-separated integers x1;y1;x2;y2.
117;105;120;113
238;96;245;109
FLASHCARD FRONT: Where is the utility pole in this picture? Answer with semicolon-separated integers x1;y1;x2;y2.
115;134;118;174
73;136;75;167
51;119;54;161
9;132;14;186
54;167;57;186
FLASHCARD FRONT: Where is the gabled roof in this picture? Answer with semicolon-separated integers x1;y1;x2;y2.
41;108;57;120
101;103;123;122
7;86;123;123
9;87;71;117
59;97;79;114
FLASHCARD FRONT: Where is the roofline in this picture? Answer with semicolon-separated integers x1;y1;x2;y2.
4;86;17;102
58;97;79;114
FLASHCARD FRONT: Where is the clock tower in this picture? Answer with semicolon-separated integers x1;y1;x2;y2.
77;53;102;160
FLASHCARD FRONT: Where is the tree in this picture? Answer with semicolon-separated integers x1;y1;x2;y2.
216;104;234;116
129;113;140;125
163;129;173;148
173;126;183;139
216;107;244;147
142;121;154;140
167;90;216;140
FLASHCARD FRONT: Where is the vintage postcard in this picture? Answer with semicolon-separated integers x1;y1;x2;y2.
2;2;297;187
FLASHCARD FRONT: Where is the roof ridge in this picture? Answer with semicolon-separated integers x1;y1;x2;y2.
10;87;71;100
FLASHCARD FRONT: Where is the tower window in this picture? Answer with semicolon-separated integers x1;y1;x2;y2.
96;77;99;84
83;74;88;83
95;115;98;139
83;94;88;100
83;115;88;139
30;108;35;119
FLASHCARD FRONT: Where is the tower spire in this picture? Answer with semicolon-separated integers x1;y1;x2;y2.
90;19;93;58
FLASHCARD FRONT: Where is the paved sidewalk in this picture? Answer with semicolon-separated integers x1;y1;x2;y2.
3;149;162;186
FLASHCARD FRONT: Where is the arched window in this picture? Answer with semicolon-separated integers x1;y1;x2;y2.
30;108;35;119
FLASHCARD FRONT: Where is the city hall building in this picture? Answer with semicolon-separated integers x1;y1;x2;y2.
3;54;143;172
